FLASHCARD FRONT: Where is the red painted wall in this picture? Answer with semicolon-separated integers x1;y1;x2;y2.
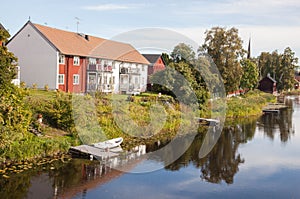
59;56;86;93
58;64;66;91
153;57;165;73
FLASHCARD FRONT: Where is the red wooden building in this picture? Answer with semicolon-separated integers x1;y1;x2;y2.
142;54;166;90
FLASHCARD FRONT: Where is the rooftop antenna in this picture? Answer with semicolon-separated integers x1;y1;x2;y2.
75;17;80;33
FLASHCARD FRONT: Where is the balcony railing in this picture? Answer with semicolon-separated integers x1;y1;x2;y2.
88;64;112;72
128;68;140;74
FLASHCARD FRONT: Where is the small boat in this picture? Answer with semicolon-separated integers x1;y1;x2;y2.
93;137;123;149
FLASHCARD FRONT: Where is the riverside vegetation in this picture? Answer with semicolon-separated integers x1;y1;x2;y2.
0;88;275;165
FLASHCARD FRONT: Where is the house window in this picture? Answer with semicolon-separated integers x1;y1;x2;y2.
104;60;108;67
104;76;108;84
73;56;80;66
58;74;64;85
89;58;96;65
142;65;145;72
73;74;79;85
59;55;65;64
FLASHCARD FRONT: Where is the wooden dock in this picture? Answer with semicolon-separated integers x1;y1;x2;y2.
195;117;220;126
69;145;123;160
262;103;287;113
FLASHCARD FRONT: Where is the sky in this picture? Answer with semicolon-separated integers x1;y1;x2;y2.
1;0;300;58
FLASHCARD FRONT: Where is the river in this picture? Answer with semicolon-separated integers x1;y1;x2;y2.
1;97;300;199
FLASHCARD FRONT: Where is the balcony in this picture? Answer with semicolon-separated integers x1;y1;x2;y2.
128;68;140;74
88;64;113;72
98;64;112;72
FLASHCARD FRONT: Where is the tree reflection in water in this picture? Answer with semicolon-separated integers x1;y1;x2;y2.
257;99;294;142
165;117;257;184
0;99;296;198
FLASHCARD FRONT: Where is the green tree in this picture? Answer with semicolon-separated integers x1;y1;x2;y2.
0;29;17;88
151;61;200;105
257;47;298;91
202;27;245;94
240;59;259;90
278;47;298;91
0;29;32;155
170;43;195;63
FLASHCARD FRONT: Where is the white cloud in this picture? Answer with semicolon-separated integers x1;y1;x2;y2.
83;4;140;11
172;25;300;58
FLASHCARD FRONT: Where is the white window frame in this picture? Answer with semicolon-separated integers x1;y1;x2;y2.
73;74;80;85
89;58;97;65
73;56;80;66
58;74;64;85
59;54;65;64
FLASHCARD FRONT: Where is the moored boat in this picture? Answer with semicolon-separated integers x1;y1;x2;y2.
93;137;123;149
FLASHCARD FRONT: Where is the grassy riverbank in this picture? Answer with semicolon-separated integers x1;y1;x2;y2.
0;89;275;164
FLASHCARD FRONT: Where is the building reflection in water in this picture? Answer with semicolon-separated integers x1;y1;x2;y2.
257;98;294;142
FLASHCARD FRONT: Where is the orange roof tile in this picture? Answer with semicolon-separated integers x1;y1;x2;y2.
33;23;149;64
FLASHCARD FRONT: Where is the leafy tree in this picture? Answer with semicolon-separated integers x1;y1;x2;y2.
170;43;195;63
278;47;298;91
202;27;245;94
240;59;259;90
257;47;298;91
151;43;209;107
161;52;171;66
257;52;272;79
0;28;32;154
0;29;17;88
151;61;199;105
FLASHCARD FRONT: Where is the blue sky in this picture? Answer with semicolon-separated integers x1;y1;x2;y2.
2;0;300;57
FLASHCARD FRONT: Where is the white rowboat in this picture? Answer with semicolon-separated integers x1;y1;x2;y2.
93;137;123;149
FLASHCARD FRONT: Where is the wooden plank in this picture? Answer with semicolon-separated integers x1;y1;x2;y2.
195;117;220;126
70;145;122;160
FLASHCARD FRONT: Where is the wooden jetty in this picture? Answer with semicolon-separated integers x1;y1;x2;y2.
69;145;123;160
262;103;287;113
195;117;220;126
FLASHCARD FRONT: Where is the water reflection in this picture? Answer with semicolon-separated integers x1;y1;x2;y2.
0;98;298;198
257;99;294;142
164;118;257;184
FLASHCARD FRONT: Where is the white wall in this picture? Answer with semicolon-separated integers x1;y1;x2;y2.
139;64;148;92
113;61;121;93
7;23;58;89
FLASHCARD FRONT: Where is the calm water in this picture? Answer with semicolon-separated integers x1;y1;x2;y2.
1;97;300;199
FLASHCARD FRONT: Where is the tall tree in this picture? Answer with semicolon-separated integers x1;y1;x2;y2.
202;27;245;94
257;47;298;91
240;59;259;90
278;47;298;91
0;28;31;152
0;28;17;88
170;43;195;63
151;43;209;107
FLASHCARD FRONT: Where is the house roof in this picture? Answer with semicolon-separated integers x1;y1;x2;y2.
0;23;6;31
142;54;163;64
27;22;149;64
